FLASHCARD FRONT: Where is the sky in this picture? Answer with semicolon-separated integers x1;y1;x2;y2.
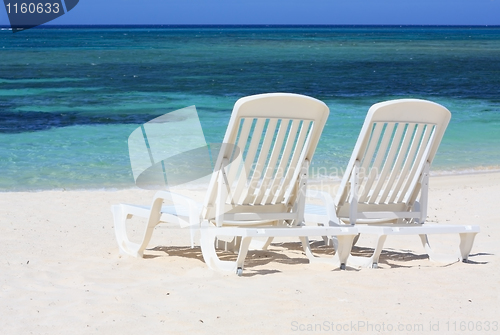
1;0;500;26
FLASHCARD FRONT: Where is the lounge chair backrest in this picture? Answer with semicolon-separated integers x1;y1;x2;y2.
202;93;329;223
335;99;451;222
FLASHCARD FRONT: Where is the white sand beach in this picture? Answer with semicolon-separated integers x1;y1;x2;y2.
1;172;499;334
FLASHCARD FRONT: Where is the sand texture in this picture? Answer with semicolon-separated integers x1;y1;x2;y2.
1;172;499;334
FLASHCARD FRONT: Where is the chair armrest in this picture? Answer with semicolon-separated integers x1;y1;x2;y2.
153;190;202;223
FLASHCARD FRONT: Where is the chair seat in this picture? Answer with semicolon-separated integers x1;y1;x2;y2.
206;225;357;238
123;204;191;218
357;223;480;235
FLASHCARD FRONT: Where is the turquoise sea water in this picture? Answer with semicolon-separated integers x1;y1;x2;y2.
1;26;499;191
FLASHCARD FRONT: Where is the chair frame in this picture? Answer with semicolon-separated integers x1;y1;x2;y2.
306;99;479;268
113;93;359;275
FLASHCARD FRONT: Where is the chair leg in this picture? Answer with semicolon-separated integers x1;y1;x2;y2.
347;234;387;268
215;236;240;253
419;234;460;264
235;237;253;275
112;201;162;258
336;235;356;269
112;204;141;257
299;236;357;270
249;237;273;250
189;224;196;248
459;232;478;262
322;235;334;247
200;224;252;275
299;236;322;263
112;204;148;257
370;234;387;268
321;233;358;251
352;233;360;246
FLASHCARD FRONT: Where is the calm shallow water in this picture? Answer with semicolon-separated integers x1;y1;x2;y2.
1;26;499;191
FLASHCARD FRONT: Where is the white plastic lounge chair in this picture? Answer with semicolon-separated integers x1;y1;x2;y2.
305;99;480;268
113;93;358;275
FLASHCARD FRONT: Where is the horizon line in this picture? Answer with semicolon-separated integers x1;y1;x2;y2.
1;24;500;29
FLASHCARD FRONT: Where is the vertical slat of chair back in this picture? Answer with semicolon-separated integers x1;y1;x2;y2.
263;119;301;205
335;99;451;215
357;121;437;206
395;124;436;203
228;117;314;207
240;119;278;203
202;93;329;221
253;119;289;205
230;118;266;204
274;120;313;204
